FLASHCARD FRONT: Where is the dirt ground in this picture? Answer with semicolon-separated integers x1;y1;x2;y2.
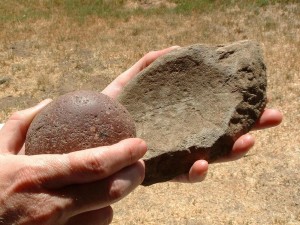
0;1;299;224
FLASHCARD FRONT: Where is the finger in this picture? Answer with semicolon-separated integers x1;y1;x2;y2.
252;108;283;130
173;160;208;183
214;134;255;163
102;46;180;99
65;160;145;217
188;160;208;183
0;99;52;155
25;138;147;189
66;206;113;225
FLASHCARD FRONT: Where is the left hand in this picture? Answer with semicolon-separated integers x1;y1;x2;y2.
102;46;283;183
0;101;147;225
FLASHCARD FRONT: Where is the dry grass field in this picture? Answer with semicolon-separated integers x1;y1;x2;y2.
0;1;299;224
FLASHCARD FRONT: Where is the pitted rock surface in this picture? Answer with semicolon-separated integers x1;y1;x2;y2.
118;40;267;186
26;91;136;155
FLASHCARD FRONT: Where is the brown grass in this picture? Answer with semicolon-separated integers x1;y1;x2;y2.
0;1;299;224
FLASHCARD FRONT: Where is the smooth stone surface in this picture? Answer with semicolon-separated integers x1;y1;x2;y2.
118;40;267;186
26;90;136;155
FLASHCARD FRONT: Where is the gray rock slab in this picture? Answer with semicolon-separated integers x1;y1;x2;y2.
118;40;267;186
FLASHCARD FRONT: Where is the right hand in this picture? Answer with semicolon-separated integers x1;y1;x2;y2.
102;46;282;183
0;100;147;225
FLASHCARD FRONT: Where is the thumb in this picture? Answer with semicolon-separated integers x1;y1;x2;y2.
0;99;52;155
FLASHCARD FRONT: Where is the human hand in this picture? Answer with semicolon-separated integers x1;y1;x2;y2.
102;46;283;183
0;100;147;225
173;108;283;183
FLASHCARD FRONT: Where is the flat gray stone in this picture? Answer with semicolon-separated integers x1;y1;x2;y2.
118;40;267;186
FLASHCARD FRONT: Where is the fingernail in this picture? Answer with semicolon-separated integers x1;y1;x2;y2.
171;45;181;49
243;134;254;145
190;160;209;183
36;99;52;108
129;138;147;157
137;139;147;153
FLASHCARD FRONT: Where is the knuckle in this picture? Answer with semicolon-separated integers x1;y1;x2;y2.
71;151;107;176
108;180;125;201
12;157;55;190
13;164;44;190
86;152;107;175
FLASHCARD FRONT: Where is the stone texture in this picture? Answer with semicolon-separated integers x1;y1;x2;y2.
26;90;136;155
118;40;267;186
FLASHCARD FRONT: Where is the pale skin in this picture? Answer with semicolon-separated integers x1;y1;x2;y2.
0;46;282;224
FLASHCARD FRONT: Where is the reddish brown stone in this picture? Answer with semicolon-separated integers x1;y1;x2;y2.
25;90;136;155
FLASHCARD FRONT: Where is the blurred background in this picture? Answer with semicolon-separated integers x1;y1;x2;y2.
0;1;299;224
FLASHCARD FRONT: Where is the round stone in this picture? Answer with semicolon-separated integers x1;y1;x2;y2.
25;90;136;155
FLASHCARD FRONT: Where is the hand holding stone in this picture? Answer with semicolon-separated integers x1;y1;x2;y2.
103;44;282;184
0;101;146;225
